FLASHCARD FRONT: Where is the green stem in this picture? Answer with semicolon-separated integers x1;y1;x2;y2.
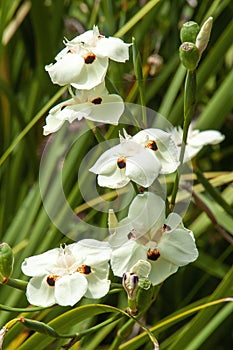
3;277;28;291
170;69;196;211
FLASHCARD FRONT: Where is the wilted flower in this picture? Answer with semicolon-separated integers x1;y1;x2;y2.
89;130;161;189
43;83;124;135
45;25;131;90
170;125;225;161
21;240;111;307
110;192;198;285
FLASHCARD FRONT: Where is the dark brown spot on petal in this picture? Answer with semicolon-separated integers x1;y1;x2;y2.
77;264;91;274
145;140;158;151
117;157;126;169
46;275;60;287
163;224;171;231
91;97;103;105
84;53;96;64
127;232;135;240
147;249;160;261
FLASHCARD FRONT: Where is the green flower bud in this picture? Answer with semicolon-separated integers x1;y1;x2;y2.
179;42;200;71
180;21;200;43
0;243;14;282
19;317;58;337
136;279;154;313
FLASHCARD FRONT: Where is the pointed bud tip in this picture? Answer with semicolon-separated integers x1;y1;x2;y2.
0;243;14;281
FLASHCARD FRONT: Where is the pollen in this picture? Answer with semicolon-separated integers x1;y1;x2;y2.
145;140;158;151
147;248;160;261
91;97;103;105
84;53;96;64
77;264;91;274
46;275;60;287
117;157;126;169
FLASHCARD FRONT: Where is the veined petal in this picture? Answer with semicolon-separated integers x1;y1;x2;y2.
71;57;108;90
25;276;56;307
149;257;178;285
111;241;147;277
159;228;198;266
45;53;84;86
22;248;60;276
94;37;132;62
165;212;183;230
55;273;88;306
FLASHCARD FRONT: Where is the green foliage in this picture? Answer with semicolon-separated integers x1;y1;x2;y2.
0;0;232;349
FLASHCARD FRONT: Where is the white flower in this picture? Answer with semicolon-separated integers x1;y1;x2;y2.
110;192;198;285
43;83;124;135
133;128;180;174
21;240;111;307
0;327;7;349
89;130;162;189
45;25;131;90
170;125;225;161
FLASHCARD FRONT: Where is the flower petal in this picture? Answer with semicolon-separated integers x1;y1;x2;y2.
111;241;147;277
85;96;124;124
25;276;56;307
45;53;84;86
71;57;108;90
127;192;166;235
94;37;131;62
98;167;130;188
188;130;225;147
22;248;60;276
72;239;112;265
126;150;161;187
149;257;178;285
55;273;88;306
43;114;65;136
159;228;198;266
85;261;111;299
133;129;180;174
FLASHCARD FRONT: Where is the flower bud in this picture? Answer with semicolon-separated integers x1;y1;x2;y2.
179;42;200;71
0;243;14;282
108;209;118;234
19;317;58;337
122;272;139;299
195;17;213;55
180;21;200;43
